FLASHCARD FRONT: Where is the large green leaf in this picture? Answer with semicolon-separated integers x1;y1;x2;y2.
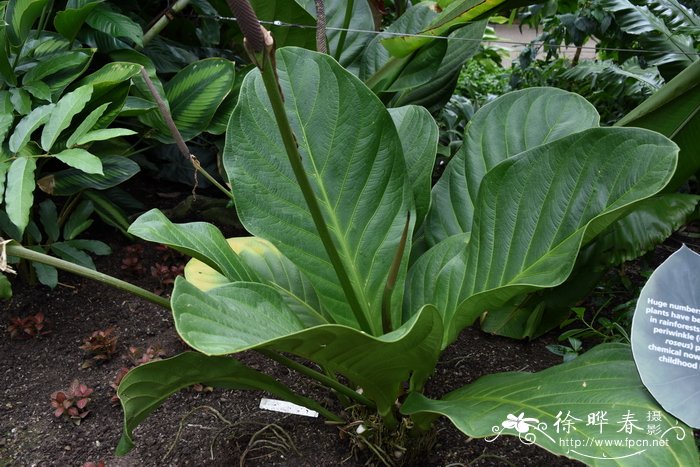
184;236;327;327
40;84;92;151
401;344;699;466
0;91;15;145
22;49;94;96
36;155;139;196
53;148;103;175
172;277;443;418
454;128;678;345
381;0;525;57
53;0;104;43
411;128;677;346
5;156;36;235
388;106;437;227
388;20;486;113
225;47;412;334
298;0;374;74
585;194;700;267
5;0;50;47
8;103;54;153
425;88;600;247
128;209;257;283
85;3;142;47
616;59;700;191
116;352;330;455
359;3;437;84
140;59;234;143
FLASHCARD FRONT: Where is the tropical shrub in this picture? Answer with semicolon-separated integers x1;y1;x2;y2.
114;26;698;465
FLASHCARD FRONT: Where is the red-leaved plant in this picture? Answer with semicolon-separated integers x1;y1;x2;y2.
50;380;94;424
7;312;49;339
80;328;118;368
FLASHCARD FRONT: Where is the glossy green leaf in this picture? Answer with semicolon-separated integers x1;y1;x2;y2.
388;106;437;227
360;3;436;84
449;128;677;346
63;239;110;255
41;84;93;151
381;0;523;57
85;3;143;47
36;155;139;196
298;0;374;73
401;344;699;466
5;0;49;47
81;189;132;236
0;155;11;204
617;59;700;192
172;277;443;418
38;199;59;243
74;128;135;145
5;156;36;235
405;233;470;327
249;0;316;49
116;351;332;455
62;199;93;240
425;88;600;247
53;0;103;42
0;272;12;298
50;241;95;268
9;88;30;115
389;20;486;113
32;261;57;288
141;59;234;142
53;148;102;175
118;96;156;116
8;103;54;153
184;236;327;327
78;61;142;87
593;194;700;266
65;102;109;148
225;47;412;333
128;209;257;283
23;81;51;101
22;49;93;96
0;91;14;145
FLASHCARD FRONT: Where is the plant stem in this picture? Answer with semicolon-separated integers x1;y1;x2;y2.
333;0;354;62
139;67;235;203
7;242;171;309
258;349;375;410
141;0;192;47
255;39;374;335
314;0;328;54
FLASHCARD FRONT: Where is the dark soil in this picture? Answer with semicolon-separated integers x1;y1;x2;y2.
0;184;695;466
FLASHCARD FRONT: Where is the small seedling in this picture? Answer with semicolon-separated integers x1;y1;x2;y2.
546;337;583;362
120;244;146;276
150;262;185;288
7;312;49;339
80;328;118;368
51;380;94;425
127;345;166;366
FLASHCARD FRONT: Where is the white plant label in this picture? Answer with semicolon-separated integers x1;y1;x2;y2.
259;398;319;418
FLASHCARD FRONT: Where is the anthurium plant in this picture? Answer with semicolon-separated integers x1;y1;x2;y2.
113;5;699;462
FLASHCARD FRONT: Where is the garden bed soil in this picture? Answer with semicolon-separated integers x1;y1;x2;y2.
1;183;696;466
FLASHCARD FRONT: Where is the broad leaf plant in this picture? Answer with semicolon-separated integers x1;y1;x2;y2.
114;3;699;465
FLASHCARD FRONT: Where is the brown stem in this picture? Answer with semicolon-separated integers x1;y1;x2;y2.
314;0;328;54
227;0;265;53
